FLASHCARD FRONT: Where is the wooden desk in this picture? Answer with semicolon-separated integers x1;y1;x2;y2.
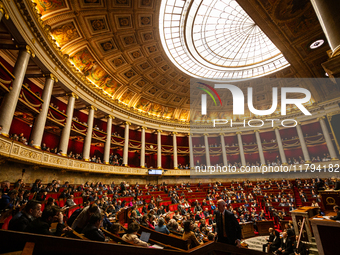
256;220;274;236
239;222;255;239
310;214;340;255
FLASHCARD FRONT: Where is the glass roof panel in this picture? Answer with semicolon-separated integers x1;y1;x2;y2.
159;0;290;80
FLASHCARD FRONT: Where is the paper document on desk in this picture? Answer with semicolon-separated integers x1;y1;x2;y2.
150;244;164;249
323;216;331;220
312;218;324;220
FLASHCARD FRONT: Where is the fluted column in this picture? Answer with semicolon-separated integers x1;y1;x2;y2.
255;130;266;165
296;123;311;163
157;130;162;169
0;1;9;22
274;127;287;164
173;132;178;169
220;133;228;166
30;74;56;149
310;0;340;57
82;106;96;161
237;132;246;166
204;134;211;166
0;46;34;136
59;92;78;155
140;127;147;168
103;115;114;164
319;116;338;159
189;133;194;169
122;122;131;166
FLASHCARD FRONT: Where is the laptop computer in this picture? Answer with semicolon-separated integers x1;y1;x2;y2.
140;232;151;243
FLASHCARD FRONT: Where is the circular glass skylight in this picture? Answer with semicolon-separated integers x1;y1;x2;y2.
159;0;290;80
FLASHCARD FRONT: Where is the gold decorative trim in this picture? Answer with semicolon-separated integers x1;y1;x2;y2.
124;122;131;126
87;105;97;111
157;130;163;133
105;115;114;119
174;167;178;169
46;73;58;83
33;145;41;149
66;92;79;99
141;126;147;130
25;45;35;58
157;166;162;169
0;2;9;20
84;158;89;161
236;131;242;135
61;153;67;156
1;133;9;137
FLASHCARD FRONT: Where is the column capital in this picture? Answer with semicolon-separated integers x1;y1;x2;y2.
203;133;209;136
124;121;131;126
86;105;97;111
0;2;9;20
45;73;58;83
236;131;242;135
157;129;162;133
24;45;35;58
317;116;326;121
273;126;280;130
254;130;260;133
172;132;178;135
141;126;147;130
188;132;192;136
66;92;79;99
297;122;302;125
105;114;115;119
219;133;225;136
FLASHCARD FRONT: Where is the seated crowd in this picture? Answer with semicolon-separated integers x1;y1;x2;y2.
0;177;332;253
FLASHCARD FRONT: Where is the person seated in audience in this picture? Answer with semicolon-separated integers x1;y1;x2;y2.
147;214;156;230
155;217;170;234
263;228;280;253
9;200;42;231
182;220;203;249
292;235;307;255
239;214;247;223
66;195;76;207
25;206;71;236
301;195;308;203
109;223;121;237
330;205;340;220
311;200;319;207
0;189;18;212
122;222;148;247
275;231;292;255
71;203;101;233
82;213;105;242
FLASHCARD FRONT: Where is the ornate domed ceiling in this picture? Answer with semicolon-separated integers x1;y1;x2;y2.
24;0;338;124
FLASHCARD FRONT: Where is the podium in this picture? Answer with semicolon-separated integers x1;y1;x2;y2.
239;222;255;239
319;190;340;211
291;207;319;242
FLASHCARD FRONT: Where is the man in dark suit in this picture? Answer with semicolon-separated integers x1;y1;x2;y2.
215;199;241;247
333;178;340;190
330;205;340;220
82;213;105;242
263;228;280;253
276;231;293;255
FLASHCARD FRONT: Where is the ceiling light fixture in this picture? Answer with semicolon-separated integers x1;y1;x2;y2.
310;39;324;49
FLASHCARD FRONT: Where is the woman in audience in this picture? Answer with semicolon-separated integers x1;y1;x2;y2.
122;222;148;247
182;220;203;249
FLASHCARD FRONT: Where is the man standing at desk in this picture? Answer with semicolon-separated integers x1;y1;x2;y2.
215;199;242;247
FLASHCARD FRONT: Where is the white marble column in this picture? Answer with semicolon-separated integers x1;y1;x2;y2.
310;0;340;57
189;133;194;169
83;106;96;161
0;2;9;22
30;74;56;149
237;132;246;166
0;46;34;136
122;122;131;166
157;130;162;169
140;127;147;168
220;133;228;166
204;134;211;166
173;132;178;169
274;127;287;164
59;93;78;156
255;130;266;165
296;123;311;163
319;116;338;159
103;115;114;164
